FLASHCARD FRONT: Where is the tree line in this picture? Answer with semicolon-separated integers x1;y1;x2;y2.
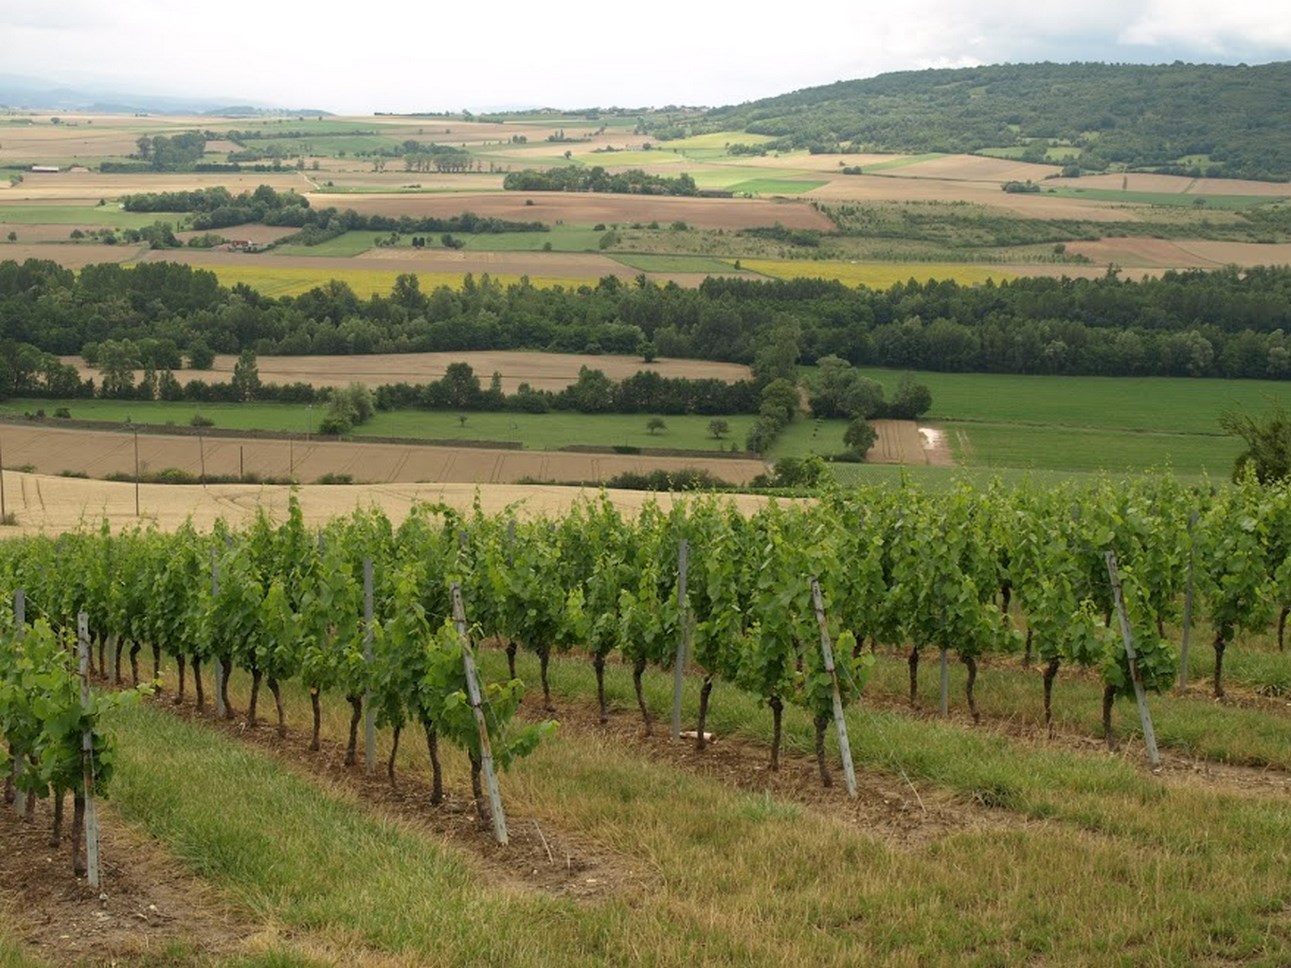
3;260;1291;383
502;166;699;196
118;186;547;240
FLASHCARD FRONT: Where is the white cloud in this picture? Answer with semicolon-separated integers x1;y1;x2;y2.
1;0;1289;111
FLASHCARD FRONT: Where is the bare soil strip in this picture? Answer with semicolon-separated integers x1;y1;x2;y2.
0;799;251;965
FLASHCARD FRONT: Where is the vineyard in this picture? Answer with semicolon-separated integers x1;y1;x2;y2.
2;474;1291;963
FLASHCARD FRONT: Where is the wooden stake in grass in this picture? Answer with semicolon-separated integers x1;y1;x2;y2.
77;612;101;888
1178;510;1198;689
810;579;857;797
672;539;689;742
212;548;226;719
1104;551;1161;768
10;590;25;817
451;583;508;845
363;557;375;777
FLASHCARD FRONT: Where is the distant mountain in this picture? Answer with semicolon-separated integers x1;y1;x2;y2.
0;74;327;117
686;62;1291;181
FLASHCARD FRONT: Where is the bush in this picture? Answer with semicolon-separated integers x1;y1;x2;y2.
190;413;215;428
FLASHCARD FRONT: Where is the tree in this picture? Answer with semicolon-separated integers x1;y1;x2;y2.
844;417;877;458
231;349;261;402
708;419;729;439
646;416;666;435
187;339;215;370
1221;402;1291;483
760;378;800;425
887;373;933;419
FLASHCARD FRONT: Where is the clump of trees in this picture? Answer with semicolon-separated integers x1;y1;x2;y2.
502;166;698;196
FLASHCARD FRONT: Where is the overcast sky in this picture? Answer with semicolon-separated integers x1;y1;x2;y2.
3;0;1290;113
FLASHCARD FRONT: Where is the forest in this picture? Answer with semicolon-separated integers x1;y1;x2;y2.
692;62;1291;180
3;260;1291;403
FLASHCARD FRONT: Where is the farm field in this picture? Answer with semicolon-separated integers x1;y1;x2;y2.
5;518;1291;966
0;423;769;490
56;350;755;393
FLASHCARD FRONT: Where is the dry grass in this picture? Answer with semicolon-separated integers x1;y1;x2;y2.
0;468;773;535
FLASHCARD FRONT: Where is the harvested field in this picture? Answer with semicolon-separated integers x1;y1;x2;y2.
1060;173;1291;197
0;423;768;491
0;470;771;535
0;241;140;266
310;191;834;231
59;350;753;392
174;224;299;245
806;175;1146;221
727;152;902;172
865;420;954;466
1066;237;1291;270
355;246;632;276
2;170;309;202
871;154;1060;184
308;172;502;193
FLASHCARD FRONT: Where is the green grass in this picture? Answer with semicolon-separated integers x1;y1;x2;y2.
356;410;756;454
272;232;383;257
945;420;1243;475
851;369;1291;435
60;647;1291;966
726;178;827;195
460;225;604;252
0;205;172;228
1048;187;1284;209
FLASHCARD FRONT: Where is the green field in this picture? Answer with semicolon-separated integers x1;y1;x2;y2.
0;204;172;228
727;178;827;195
272;231;386;256
851;369;1291;435
943;421;1242;475
461;225;604;252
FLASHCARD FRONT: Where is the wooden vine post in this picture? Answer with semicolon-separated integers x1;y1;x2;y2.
672;539;690;741
363;557;375;776
810;579;858;798
938;646;950;716
77;611;101;888
12;590;25;816
1177;509;1199;690
450;583;508;845
1104;551;1162;768
211;548;226;718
